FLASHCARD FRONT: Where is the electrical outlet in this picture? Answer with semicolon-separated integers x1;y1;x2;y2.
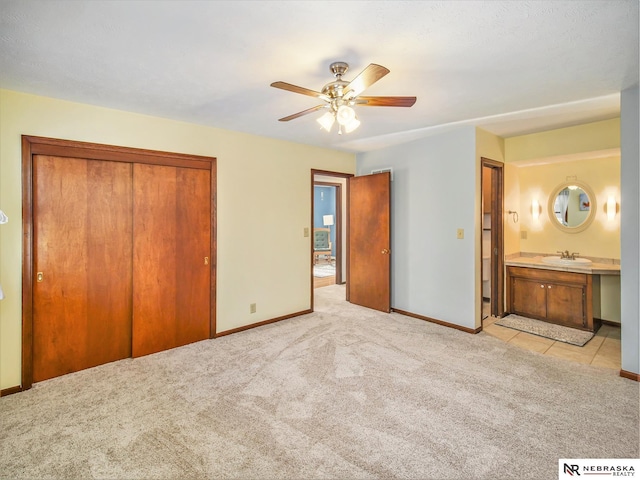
250;303;256;314
456;228;464;239
521;230;528;240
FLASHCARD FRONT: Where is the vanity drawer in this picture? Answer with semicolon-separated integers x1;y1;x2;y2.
506;266;588;286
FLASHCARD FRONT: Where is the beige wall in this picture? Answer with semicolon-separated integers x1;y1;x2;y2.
505;118;620;163
503;164;522;257
515;156;620;259
0;89;356;390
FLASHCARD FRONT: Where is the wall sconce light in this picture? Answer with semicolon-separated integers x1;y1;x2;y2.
531;199;541;220
604;196;619;221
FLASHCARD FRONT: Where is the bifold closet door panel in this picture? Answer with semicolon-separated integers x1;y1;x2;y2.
132;164;211;357
32;155;133;382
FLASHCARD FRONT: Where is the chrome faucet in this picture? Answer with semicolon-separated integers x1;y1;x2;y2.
557;250;579;260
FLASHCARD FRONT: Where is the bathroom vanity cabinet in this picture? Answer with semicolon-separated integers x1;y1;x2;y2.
506;266;601;332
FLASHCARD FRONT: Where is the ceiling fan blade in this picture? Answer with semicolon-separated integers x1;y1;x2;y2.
343;64;390;98
278;104;326;122
271;81;331;102
356;96;417;107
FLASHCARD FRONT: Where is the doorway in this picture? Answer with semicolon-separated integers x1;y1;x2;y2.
481;158;504;321
313;182;340;288
311;170;352;305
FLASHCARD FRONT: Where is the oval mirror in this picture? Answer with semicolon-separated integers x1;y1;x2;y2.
548;181;597;233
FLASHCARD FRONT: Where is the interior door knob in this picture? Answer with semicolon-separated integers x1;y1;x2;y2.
37;272;44;282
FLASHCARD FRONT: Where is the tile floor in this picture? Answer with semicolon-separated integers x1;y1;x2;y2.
482;303;621;370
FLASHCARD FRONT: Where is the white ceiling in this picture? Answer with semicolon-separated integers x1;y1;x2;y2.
1;1;637;153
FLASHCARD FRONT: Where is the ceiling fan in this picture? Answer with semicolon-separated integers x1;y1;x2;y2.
270;62;417;134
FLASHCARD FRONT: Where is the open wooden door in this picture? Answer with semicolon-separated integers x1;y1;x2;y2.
347;172;391;312
490;166;504;317
483;158;504;318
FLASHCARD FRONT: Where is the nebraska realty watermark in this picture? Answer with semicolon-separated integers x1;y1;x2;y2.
560;459;639;478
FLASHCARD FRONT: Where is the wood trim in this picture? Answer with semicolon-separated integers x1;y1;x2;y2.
620;370;640;382
311;169;355;179
392;308;483;334
310;173;315;309
21;136;35;390
600;319;621;327
210;163;217;338
214;309;312;337
346;179;350;302
21;135;217;389
336;184;342;285
22;135;213;170
0;385;24;397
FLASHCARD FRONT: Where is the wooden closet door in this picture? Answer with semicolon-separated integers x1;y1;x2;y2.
32;155;133;382
132;164;211;357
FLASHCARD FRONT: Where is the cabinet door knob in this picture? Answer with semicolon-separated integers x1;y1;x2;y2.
548;285;552;289
540;284;545;288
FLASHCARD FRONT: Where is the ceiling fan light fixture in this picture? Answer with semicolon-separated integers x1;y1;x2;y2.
317;111;335;132
344;116;360;133
336;105;356;126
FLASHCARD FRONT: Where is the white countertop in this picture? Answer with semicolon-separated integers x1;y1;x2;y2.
505;256;620;275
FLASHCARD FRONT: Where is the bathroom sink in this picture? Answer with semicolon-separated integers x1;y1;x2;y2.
541;256;592;266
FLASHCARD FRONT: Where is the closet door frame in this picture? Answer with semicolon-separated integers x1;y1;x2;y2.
21;135;217;390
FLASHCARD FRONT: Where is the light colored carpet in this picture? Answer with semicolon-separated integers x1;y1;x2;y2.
313;263;335;278
1;284;638;479
496;314;594;346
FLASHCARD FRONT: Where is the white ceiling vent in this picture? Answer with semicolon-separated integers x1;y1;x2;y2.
371;168;393;181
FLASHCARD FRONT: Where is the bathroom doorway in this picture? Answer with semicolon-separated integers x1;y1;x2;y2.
481;158;504;320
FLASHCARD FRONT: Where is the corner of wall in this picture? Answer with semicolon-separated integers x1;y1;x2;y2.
620;83;640;375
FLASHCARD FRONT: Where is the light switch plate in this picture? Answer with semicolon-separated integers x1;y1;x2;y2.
456;228;464;239
304;227;309;237
521;230;528;239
